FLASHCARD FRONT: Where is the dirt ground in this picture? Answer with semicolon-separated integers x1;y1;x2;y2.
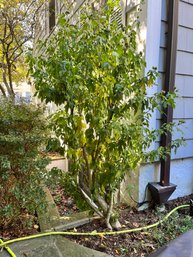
52;187;193;257
1;187;193;257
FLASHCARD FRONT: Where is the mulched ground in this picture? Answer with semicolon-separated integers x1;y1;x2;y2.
51;186;79;216
0;216;39;241
51;187;193;257
1;185;192;257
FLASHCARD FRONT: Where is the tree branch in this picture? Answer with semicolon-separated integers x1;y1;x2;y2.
80;188;103;217
3;70;12;95
106;191;114;230
0;0;44;97
82;146;92;188
0;83;6;96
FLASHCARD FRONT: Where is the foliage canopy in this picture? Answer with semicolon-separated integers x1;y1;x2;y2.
28;1;182;229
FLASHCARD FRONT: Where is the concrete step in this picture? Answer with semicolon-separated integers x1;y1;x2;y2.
0;236;112;257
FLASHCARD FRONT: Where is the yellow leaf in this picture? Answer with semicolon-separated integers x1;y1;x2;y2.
60;216;70;220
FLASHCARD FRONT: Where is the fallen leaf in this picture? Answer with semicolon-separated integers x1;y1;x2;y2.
60;216;70;220
144;243;155;250
132;222;140;228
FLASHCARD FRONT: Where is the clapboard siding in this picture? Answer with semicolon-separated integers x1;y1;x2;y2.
157;0;193;159
156;97;193;120
176;51;193;75
181;0;193;4
139;0;193;202
156;119;193;141
34;3;48;43
174;97;193;119
179;1;193;28
154;139;193;159
178;26;193;52
172;0;193;158
35;0;82;43
175;0;193;157
176;74;193;97
171;139;193;159
173;119;193;140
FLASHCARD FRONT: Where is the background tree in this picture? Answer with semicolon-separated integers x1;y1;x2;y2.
28;1;182;230
0;0;43;97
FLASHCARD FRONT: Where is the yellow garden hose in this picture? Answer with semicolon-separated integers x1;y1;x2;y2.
0;239;17;257
0;204;190;257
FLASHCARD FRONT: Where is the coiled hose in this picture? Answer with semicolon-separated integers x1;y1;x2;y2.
0;204;190;257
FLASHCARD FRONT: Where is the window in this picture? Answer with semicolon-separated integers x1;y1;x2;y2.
49;0;56;32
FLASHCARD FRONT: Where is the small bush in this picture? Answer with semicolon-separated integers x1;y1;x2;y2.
46;137;64;155
153;211;193;246
0;99;50;228
46;167;90;211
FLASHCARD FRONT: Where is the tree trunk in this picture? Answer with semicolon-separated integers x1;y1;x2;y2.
0;84;6;96
78;168;122;230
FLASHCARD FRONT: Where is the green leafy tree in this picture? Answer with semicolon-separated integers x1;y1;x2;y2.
28;1;182;229
0;0;43;97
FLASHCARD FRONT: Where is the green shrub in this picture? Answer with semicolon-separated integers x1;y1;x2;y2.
46;137;64;155
28;1;183;229
0;99;50;228
46;167;90;211
153;212;193;246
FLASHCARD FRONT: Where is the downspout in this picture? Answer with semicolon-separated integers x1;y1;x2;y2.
160;0;179;186
148;0;179;204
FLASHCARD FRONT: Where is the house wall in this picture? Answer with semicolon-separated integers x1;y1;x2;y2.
139;0;193;203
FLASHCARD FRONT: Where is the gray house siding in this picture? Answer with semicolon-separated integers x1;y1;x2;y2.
157;0;193;160
139;0;193;203
174;0;193;159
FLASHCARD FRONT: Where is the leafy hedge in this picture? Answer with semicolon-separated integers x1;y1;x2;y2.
0;99;50;228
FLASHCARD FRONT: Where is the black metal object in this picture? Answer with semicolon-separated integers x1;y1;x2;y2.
148;182;176;205
148;0;179;204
